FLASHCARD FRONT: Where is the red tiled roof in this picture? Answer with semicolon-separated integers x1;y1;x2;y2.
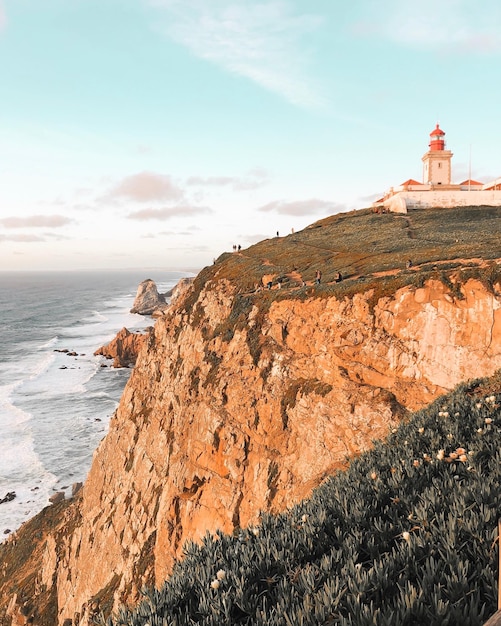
459;179;483;186
400;178;422;186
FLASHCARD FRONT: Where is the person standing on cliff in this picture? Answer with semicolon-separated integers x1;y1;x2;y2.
315;269;322;285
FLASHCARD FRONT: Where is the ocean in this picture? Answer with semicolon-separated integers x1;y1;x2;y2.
0;269;190;537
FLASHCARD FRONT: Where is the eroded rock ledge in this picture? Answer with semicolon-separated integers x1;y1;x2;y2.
94;327;150;368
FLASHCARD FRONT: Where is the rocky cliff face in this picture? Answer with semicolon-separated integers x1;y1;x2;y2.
2;272;501;625
94;327;150;368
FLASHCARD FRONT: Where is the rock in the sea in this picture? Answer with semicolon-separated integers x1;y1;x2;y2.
130;279;168;316
0;492;15;505
94;327;149;368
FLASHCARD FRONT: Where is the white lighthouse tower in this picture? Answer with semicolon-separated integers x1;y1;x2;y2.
422;123;453;185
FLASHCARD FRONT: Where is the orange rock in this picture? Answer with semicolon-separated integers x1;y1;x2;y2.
94;327;149;368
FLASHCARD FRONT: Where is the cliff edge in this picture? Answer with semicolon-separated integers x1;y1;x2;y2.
2;206;501;625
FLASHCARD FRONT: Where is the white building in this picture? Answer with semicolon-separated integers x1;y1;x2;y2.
375;124;501;213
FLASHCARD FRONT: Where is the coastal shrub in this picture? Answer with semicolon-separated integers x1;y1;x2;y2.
103;375;501;626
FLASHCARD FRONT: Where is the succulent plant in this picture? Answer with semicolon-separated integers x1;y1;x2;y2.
102;378;500;626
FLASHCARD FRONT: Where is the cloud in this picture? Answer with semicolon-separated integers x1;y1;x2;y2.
354;0;501;53
187;175;236;187
149;0;325;108
127;204;213;220
107;171;184;203
257;198;344;216
135;144;155;155
141;230;194;238
0;233;45;242
359;191;385;203
0;215;73;228
187;170;269;191
243;233;268;244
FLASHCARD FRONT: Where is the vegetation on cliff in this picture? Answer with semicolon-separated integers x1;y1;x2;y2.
190;205;501;297
105;374;500;626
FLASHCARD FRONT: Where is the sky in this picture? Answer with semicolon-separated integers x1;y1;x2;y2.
1;0;501;271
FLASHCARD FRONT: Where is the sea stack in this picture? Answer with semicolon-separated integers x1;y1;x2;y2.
130;279;168;316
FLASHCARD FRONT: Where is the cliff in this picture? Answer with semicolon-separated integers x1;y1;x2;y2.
2;207;501;625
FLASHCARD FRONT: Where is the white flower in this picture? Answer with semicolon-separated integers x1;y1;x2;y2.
485;417;493;424
210;580;220;590
418;427;425;434
252;527;260;536
459;454;468;463
447;433;453;440
402;531;411;542
477;428;484;434
476;403;482;409
437;449;445;460
216;569;226;581
301;514;309;523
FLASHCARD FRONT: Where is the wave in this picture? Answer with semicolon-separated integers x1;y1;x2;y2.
39;336;59;350
0;382;32;426
82;310;108;323
27;351;56;381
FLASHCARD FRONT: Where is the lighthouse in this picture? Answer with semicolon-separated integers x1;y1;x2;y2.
422;123;453;185
373;122;501;213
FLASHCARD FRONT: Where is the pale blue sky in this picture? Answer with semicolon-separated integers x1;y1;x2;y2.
1;0;500;271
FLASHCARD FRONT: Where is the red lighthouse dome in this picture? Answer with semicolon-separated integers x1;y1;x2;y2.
429;123;445;151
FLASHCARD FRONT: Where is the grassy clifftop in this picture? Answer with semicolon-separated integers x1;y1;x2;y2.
195;206;501;299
